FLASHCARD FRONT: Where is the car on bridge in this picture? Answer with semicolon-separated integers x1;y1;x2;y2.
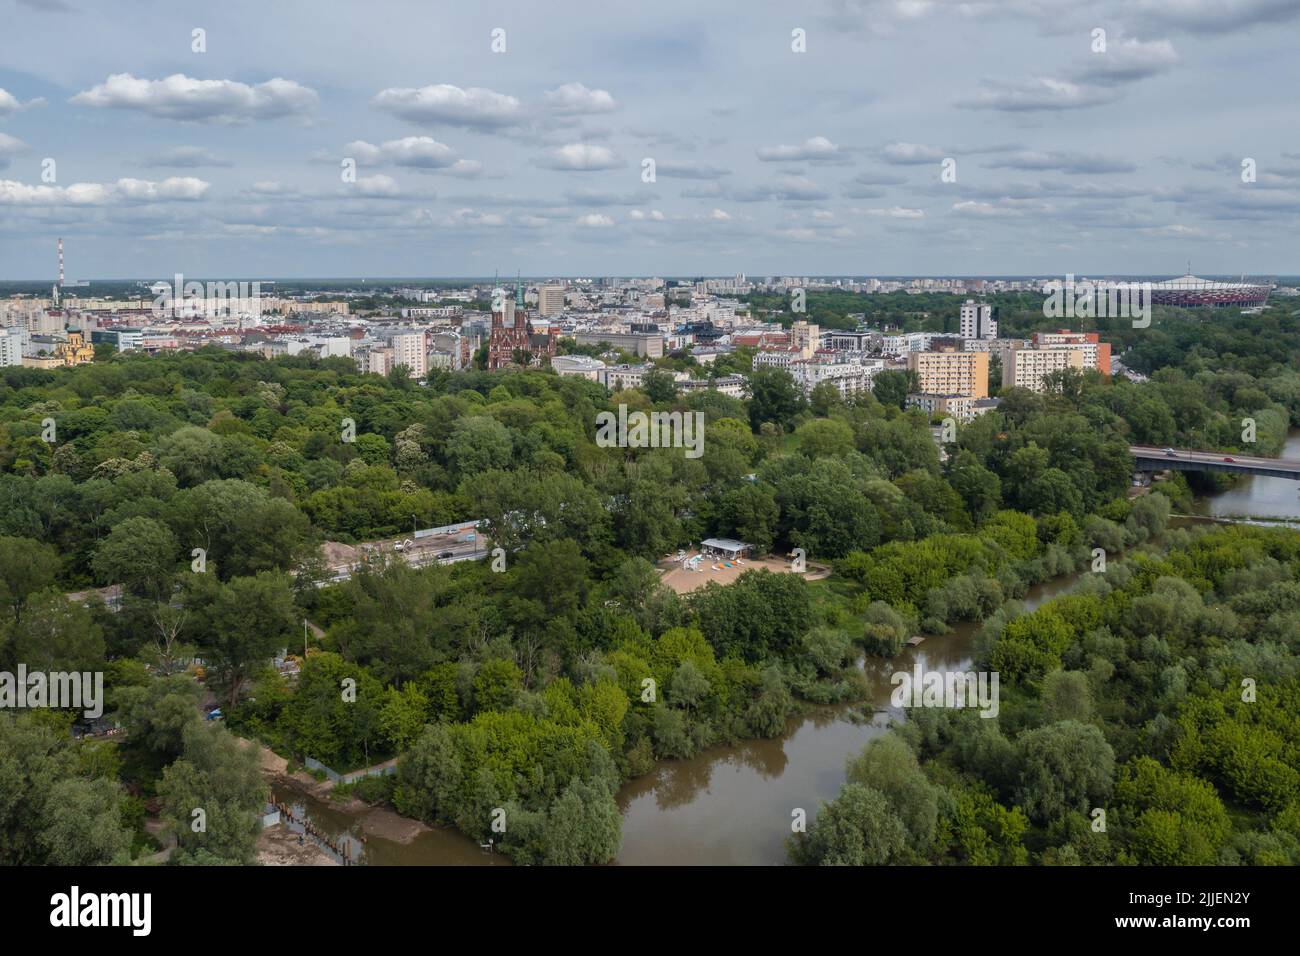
1223;456;1236;463
1163;448;1177;456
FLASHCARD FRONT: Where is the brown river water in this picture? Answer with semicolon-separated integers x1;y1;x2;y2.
272;430;1300;865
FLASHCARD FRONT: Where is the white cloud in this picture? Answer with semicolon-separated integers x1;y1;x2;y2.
757;136;843;162
773;175;829;201
881;141;946;164
542;143;623;171
115;176;210;201
859;205;926;219
986;151;1137;174
344;136;461;169
544;82;617;114
957;76;1121;112
72;73;318;123
0;133;31;169
576;213;615;227
1073;37;1179;85
445;160;485;178
0;176;210;205
372;84;521;128
354;174;403;197
444;208;504;227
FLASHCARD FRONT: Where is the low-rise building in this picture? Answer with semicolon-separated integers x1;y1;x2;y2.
677;374;748;398
908;392;976;422
792;359;879;398
600;363;653;391
551;354;608;381
575;330;664;358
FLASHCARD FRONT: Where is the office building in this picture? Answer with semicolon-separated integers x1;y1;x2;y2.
575;330;664;358
538;284;566;317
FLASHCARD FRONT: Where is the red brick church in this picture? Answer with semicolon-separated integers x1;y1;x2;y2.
487;293;556;370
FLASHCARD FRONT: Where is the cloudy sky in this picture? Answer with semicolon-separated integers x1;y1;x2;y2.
1;0;1298;279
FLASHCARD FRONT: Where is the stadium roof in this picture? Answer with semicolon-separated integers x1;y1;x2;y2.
1148;274;1269;290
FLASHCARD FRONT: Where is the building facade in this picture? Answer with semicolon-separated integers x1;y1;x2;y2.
1004;347;1086;392
907;350;989;398
959;300;997;339
538;284;566;317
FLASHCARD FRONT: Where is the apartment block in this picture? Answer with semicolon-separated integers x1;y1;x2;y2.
907;350;989;399
1004;347;1085;392
361;346;395;376
391;331;428;378
752;347;801;371
1032;330;1111;376
791;320;820;359
959;300;997;339
0;327;26;367
881;331;937;355
792;360;880;399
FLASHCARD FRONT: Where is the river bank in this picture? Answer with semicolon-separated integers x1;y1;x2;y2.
263;429;1300;865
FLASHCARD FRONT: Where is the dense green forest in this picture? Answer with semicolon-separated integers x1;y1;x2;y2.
793;523;1300;866
2;301;1299;865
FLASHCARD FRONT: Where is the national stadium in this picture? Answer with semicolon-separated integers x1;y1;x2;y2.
1141;273;1273;308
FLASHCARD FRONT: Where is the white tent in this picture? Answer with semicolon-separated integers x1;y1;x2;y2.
700;538;751;560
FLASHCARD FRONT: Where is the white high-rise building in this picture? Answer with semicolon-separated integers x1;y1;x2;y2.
391;331;428;378
0;327;27;367
959;300;997;340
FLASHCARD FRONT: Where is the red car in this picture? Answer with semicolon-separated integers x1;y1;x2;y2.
1223;456;1236;463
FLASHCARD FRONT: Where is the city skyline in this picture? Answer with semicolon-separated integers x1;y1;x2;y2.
1;0;1298;278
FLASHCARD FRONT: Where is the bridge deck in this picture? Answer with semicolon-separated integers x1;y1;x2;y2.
1129;445;1300;480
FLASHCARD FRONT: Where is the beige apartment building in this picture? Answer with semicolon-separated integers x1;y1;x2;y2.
391;331;428;378
907;350;989;399
1004;347;1085;392
791;320;820;359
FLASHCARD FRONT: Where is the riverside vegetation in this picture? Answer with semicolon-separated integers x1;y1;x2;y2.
1;299;1299;864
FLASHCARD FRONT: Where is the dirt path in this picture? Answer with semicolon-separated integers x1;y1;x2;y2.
659;553;831;594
